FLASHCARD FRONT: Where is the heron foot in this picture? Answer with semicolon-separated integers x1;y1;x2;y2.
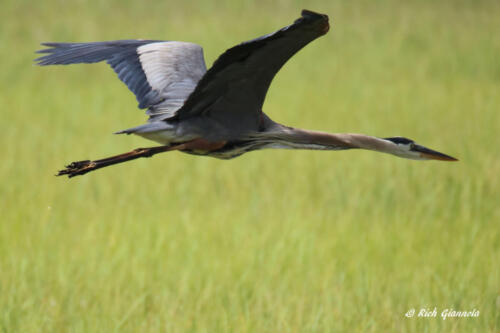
57;160;97;178
55;144;181;178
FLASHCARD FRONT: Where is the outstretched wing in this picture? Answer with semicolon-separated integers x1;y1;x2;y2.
174;10;329;137
35;40;207;120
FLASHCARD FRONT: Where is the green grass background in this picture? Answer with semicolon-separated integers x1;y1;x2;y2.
1;0;499;332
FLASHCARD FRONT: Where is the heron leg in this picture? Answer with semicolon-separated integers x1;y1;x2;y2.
57;143;187;178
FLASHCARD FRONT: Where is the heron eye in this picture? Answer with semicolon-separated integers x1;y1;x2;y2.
409;143;416;150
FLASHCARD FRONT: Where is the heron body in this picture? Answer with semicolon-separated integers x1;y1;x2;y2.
36;10;456;177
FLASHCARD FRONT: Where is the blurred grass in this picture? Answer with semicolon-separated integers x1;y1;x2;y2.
0;0;499;332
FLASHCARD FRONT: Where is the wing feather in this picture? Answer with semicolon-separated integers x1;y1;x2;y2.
174;10;330;137
35;40;207;119
35;10;328;130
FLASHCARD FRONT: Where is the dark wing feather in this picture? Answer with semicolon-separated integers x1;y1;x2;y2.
35;40;207;119
175;10;330;136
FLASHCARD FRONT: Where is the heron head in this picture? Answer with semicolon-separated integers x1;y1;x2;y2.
383;137;458;161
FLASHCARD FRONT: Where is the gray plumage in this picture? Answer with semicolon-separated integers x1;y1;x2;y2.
35;10;456;178
37;40;206;119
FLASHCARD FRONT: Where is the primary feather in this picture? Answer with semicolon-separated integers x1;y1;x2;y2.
35;40;207;120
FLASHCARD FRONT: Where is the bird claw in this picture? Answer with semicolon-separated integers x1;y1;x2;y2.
57;160;95;178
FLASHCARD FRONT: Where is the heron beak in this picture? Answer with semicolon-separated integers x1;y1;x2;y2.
412;144;458;161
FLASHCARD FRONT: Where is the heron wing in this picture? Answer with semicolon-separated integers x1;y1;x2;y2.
174;10;329;136
35;40;207;120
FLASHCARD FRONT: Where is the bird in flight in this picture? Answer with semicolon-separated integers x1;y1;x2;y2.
36;10;457;178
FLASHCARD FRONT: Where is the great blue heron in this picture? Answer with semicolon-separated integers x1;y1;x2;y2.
36;10;457;178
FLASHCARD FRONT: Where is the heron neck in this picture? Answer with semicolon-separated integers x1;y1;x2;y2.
270;127;396;153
